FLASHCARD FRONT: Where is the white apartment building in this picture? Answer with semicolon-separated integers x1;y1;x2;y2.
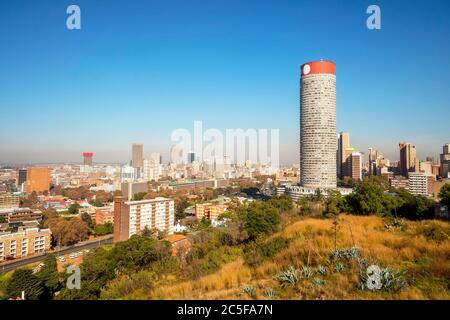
408;172;435;197
114;197;175;242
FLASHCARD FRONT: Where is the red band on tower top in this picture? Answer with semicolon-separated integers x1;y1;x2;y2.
301;61;335;76
83;152;93;157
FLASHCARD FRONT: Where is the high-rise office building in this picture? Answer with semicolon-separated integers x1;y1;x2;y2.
24;167;51;194
300;61;337;189
131;144;144;169
440;143;450;178
83;152;93;166
187;152;195;164
368;148;377;175
399;142;417;177
337;132;350;179
350;152;362;181
18;169;27;188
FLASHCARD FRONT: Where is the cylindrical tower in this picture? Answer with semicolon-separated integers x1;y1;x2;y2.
300;61;337;189
83;152;93;166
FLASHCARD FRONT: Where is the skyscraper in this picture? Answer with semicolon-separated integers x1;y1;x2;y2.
399;142;417;177
18;169;27;188
440;143;450;178
350;152;362;181
300;61;337;189
131;143;143;169
83;152;93;166
337;132;350;179
187;152;195;164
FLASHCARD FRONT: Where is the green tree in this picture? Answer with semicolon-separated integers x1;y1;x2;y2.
93;222;114;236
175;197;190;220
68;203;81;215
394;188;434;220
132;192;147;201
345;177;386;215
81;212;95;229
268;195;293;212
6;269;44;300
242;202;281;240
37;254;59;299
324;192;343;217
439;183;450;207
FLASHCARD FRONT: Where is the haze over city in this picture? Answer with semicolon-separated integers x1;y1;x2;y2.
1;0;450;165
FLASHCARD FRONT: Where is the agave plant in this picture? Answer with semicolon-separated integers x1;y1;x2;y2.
263;289;276;299
301;266;313;278
275;266;299;287
359;265;407;292
331;246;361;261
318;265;327;276
242;286;255;298
334;262;345;273
312;277;326;286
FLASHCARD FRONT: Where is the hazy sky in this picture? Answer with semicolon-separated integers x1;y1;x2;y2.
0;0;449;165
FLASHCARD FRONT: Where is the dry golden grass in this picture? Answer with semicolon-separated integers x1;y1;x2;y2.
152;215;450;300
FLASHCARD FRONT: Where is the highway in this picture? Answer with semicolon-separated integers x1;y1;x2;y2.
0;235;113;274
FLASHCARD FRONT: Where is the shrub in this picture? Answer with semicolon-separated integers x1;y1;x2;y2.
244;236;289;267
414;223;450;243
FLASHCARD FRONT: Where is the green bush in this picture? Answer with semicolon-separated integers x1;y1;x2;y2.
244;236;289;267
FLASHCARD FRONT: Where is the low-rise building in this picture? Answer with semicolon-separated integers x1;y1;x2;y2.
278;184;353;201
95;206;114;225
163;234;192;257
0;193;20;209
195;203;228;221
0;208;43;223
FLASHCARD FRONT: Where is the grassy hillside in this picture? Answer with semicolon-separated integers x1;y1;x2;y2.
150;215;450;300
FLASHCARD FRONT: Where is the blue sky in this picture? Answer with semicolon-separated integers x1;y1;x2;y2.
0;0;449;164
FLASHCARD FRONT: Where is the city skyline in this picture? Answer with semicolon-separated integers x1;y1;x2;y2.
1;0;450;164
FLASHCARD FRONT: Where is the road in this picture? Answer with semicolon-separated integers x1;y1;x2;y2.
0;235;113;274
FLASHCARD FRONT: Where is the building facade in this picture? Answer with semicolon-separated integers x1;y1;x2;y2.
95;206;114;225
408;172;435;197
0;208;42;223
300;61;337;189
337;132;350;179
24;167;51;194
114;196;174;243
83;152;93;166
0;193;20;209
132;143;144;169
399;142;417;177
195;203;227;221
0;227;51;261
350;152;362;181
440;143;450;178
